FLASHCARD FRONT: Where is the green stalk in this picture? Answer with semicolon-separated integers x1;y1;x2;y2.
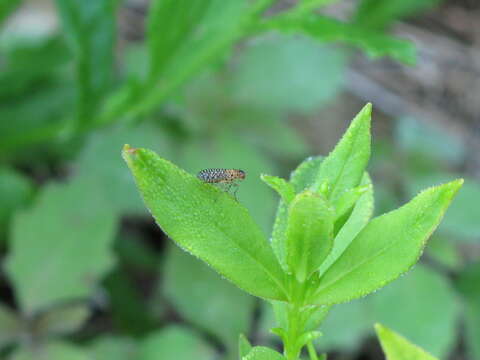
283;278;308;360
307;341;319;360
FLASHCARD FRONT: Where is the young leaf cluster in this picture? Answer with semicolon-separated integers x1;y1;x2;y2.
123;103;462;359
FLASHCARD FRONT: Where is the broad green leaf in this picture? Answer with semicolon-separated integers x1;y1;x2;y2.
239;334;253;359
162;244;255;358
138;326;215;360
375;323;438;360
0;167;33;242
230;34;346;113
55;0;117;128
311;179;463;305
10;341;91;360
261;174;295;205
0;303;20;349
36;303;90;337
313;103;371;201
262;15;415;64
243;347;285;360
88;336;137;360
355;0;441;30
122;146;287;301
5;179;117;314
124;0;250;118
370;265;459;358
456;262;480;360
286;191;334;281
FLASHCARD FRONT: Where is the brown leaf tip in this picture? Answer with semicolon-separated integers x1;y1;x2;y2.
123;144;138;155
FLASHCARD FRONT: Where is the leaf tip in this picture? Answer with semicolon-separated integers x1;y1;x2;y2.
363;102;372;115
122;144;140;166
374;322;384;334
441;178;464;199
122;144;138;155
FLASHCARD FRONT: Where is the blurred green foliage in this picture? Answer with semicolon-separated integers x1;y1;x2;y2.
0;0;478;359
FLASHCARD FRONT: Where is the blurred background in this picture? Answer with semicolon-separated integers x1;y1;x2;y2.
0;0;479;359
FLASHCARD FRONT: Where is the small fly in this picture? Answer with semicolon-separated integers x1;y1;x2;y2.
197;168;246;200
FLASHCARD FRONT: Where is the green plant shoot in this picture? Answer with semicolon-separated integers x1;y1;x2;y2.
123;103;462;360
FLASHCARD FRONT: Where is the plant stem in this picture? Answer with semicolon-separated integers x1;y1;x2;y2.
283;279;307;360
284;301;303;360
307;341;319;360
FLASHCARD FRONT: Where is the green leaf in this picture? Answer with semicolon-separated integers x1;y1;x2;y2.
0;83;74;156
261;174;295;204
124;0;250;118
272;157;373;273
239;334;253;359
0;303;20;349
262;15;415;65
272;102;374;272
10;341;91;360
0;167;34;242
230;34;346;114
36;303;90;337
122;145;287;301
318;173;374;275
138;326;215;360
311;179;463;305
55;0;117;128
272;157;321;270
333;184;371;221
88;336;137;360
375;323;438;360
0;36;71;102
313;103;371;201
162;244;255;358
370;265;459;358
406;175;480;240
355;0;441;30
286;191;334;282
5;179;117;314
0;0;20;25
243;347;285;360
456;262;480;360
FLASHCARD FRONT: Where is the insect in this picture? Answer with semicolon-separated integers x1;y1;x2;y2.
197;168;246;200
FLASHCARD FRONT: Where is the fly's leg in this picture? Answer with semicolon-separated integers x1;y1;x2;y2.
232;183;240;201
